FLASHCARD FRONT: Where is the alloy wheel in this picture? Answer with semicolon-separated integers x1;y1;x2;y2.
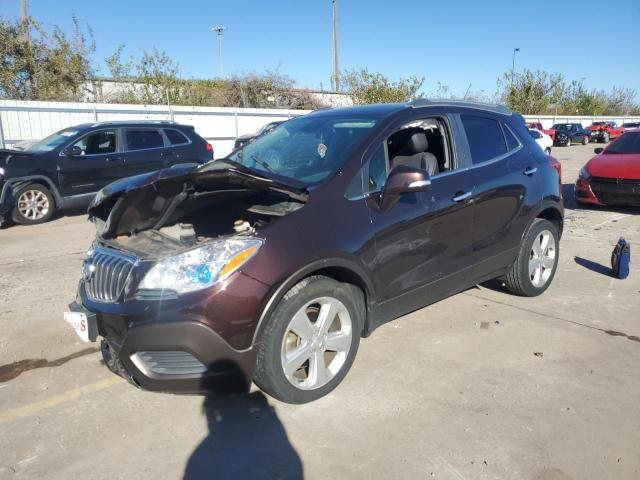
280;296;352;390
528;229;556;288
17;189;50;221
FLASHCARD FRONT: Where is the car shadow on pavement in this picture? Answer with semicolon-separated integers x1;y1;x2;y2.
183;391;303;480
574;256;614;277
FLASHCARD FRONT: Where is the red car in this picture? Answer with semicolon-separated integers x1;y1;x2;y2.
526;121;556;141
586;121;625;144
575;130;640;207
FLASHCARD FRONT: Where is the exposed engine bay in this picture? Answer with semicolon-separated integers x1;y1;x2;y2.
88;166;306;259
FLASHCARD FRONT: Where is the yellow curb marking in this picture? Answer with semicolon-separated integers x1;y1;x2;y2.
0;376;124;424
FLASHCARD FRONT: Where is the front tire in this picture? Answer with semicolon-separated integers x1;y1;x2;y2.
254;276;363;404
545;147;551;155
582;135;588;145
504;219;559;297
11;183;55;225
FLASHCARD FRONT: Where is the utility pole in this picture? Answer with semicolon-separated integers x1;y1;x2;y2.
332;0;340;91
20;0;29;42
211;26;227;78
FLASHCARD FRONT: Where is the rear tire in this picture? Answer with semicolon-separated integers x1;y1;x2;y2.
582;135;588;145
11;183;55;225
504;219;559;297
254;276;363;404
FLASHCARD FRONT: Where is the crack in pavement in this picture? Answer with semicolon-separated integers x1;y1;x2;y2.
0;347;100;382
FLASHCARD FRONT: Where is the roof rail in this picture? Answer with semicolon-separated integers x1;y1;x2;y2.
90;120;178;126
409;98;512;115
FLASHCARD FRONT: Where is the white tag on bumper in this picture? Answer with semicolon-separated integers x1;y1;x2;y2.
64;307;98;343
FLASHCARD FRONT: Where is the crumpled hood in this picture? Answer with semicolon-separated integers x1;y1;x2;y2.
88;163;308;239
0;149;34;170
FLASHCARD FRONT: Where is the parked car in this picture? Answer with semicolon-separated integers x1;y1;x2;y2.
575;129;640;207
0;121;213;226
233;121;285;151
65;100;563;404
621;121;640;131
526;121;556;141
586;121;624;143
528;128;553;154
551;123;590;146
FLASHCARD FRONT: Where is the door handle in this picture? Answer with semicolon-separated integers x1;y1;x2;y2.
524;166;538;176
105;156;123;163
452;191;472;203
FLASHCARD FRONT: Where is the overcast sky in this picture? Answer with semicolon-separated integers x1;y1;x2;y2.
3;0;639;96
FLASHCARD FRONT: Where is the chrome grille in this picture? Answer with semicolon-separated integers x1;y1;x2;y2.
84;247;136;302
131;351;207;375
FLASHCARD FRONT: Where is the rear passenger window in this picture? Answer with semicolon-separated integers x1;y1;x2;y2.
126;130;164;151
461;115;507;164
503;124;521;151
165;129;189;145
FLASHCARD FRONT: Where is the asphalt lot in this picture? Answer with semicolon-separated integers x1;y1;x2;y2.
1;143;639;480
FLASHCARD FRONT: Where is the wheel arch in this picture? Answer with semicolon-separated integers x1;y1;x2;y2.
251;258;376;346
8;175;62;207
529;202;564;239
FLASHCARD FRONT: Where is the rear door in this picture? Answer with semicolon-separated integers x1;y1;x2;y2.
57;128;123;197
163;128;198;165
459;113;542;281
121;128;165;177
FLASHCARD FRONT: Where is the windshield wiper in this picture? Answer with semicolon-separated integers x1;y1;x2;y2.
250;154;274;172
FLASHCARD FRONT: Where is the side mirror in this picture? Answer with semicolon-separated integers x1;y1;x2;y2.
64;145;83;157
379;165;431;211
594;147;604;154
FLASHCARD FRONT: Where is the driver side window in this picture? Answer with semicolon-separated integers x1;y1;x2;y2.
71;130;117;155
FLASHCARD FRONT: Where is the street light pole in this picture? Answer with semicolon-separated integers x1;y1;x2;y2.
211;26;227;78
20;0;29;42
332;0;340;91
511;47;520;88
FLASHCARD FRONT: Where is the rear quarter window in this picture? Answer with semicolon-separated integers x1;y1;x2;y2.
164;129;190;145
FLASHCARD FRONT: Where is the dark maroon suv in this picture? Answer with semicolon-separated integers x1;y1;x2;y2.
66;100;563;403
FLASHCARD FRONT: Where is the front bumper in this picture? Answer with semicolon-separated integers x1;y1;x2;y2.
0;181;14;226
74;269;271;394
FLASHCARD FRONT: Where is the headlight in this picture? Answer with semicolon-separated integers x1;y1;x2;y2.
579;166;590;179
138;238;263;295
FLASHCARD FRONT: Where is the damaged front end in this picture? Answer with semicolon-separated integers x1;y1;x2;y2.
88;162;307;260
73;162;308;393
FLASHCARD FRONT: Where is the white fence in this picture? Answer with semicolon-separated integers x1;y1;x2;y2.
0;100;310;158
2;100;640;158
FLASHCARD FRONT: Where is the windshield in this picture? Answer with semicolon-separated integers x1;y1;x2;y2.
224;115;378;185
25;129;80;153
552;124;571;131
606;132;640;154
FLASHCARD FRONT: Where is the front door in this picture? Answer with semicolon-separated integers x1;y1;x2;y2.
57;128;123;197
367;114;475;321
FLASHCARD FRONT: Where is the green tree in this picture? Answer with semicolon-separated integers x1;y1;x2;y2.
342;68;424;104
0;15;94;101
